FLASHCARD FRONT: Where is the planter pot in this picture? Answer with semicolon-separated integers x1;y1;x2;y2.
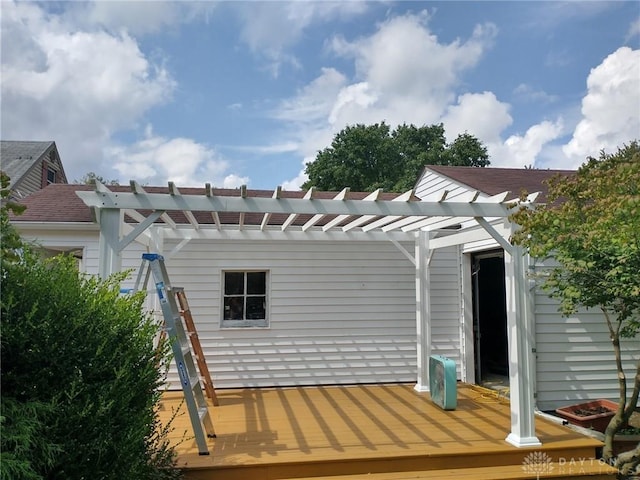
613;434;640;456
555;399;618;433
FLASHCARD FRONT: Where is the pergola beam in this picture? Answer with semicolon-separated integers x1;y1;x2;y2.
205;184;222;230
282;187;315;231
118;210;163;250
344;189;412;232
260;186;282;230
169;182;200;230
130;180;177;229
77;190;512;219
429;220;509;250
323;188;378;232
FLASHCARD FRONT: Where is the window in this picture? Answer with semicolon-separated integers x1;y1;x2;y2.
46;168;56;184
221;271;268;328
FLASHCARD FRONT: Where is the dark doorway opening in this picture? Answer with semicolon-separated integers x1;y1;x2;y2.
472;250;509;386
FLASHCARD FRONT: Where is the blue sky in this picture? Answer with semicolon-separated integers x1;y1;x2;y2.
2;1;639;190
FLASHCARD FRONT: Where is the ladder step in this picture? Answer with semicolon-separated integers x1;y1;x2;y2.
190;375;201;390
198;406;209;419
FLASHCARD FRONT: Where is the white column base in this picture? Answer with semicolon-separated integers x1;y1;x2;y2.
505;433;542;448
414;383;430;393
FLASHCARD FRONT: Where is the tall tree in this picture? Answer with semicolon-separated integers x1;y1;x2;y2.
303;122;489;192
74;172;119;186
511;141;640;467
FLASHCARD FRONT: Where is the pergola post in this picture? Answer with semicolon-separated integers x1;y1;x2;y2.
504;228;541;447
97;208;123;279
414;230;431;392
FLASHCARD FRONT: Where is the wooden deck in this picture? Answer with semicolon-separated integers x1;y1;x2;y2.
158;384;618;479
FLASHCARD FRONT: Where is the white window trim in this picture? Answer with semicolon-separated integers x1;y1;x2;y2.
220;269;270;329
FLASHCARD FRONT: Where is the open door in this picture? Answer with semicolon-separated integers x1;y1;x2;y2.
472;250;509;386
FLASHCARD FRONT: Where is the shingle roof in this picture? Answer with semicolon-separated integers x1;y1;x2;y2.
424;165;575;201
1;141;55;185
10;184;407;226
12;166;579;227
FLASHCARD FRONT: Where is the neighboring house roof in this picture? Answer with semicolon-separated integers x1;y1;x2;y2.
1;140;68;197
423;165;575;202
10;183;408;227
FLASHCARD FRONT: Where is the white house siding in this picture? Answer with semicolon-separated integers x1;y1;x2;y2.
415;171;489;202
16;226;149;276
533;261;638;410
429;246;463;378
159;238;418;389
16;228;99;272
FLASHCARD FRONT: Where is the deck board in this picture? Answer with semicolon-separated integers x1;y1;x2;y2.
158;384;617;479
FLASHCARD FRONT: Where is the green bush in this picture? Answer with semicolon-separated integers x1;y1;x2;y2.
1;251;181;480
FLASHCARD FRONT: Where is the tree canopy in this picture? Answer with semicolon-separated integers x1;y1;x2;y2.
302;122;489;192
511;141;640;463
74;171;119;186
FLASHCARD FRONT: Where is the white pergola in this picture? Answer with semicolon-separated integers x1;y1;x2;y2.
77;180;541;448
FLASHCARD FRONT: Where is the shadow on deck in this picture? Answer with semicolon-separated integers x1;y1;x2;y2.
158;383;618;479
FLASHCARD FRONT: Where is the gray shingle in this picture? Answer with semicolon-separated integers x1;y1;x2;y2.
1;140;55;186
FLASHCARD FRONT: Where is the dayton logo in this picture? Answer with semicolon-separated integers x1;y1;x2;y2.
522;451;554;479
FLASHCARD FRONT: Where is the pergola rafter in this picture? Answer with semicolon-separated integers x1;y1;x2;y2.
77;180;542;448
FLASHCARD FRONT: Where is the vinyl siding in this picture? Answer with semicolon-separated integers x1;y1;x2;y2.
415;171;489;201
16;228;99;273
429;246;463;377
159;238;418;388
13;165;44;198
534;276;638;410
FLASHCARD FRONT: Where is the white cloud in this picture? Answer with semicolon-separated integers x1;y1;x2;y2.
442;92;513;144
278;12;499;188
442;92;564;168
274;67;348;124
496;119;564;168
66;1;217;36
228;142;299;155
513;84;559;104
563;47;640;164
0;1;174;181
525;1;620;30
327;13;497;124
626;17;640;42
221;174;250;189
109;127;229;187
281;169;309;191
234;1;368;75
0;1;246;187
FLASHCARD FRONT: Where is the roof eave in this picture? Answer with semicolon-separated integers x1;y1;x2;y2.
13;221;99;231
